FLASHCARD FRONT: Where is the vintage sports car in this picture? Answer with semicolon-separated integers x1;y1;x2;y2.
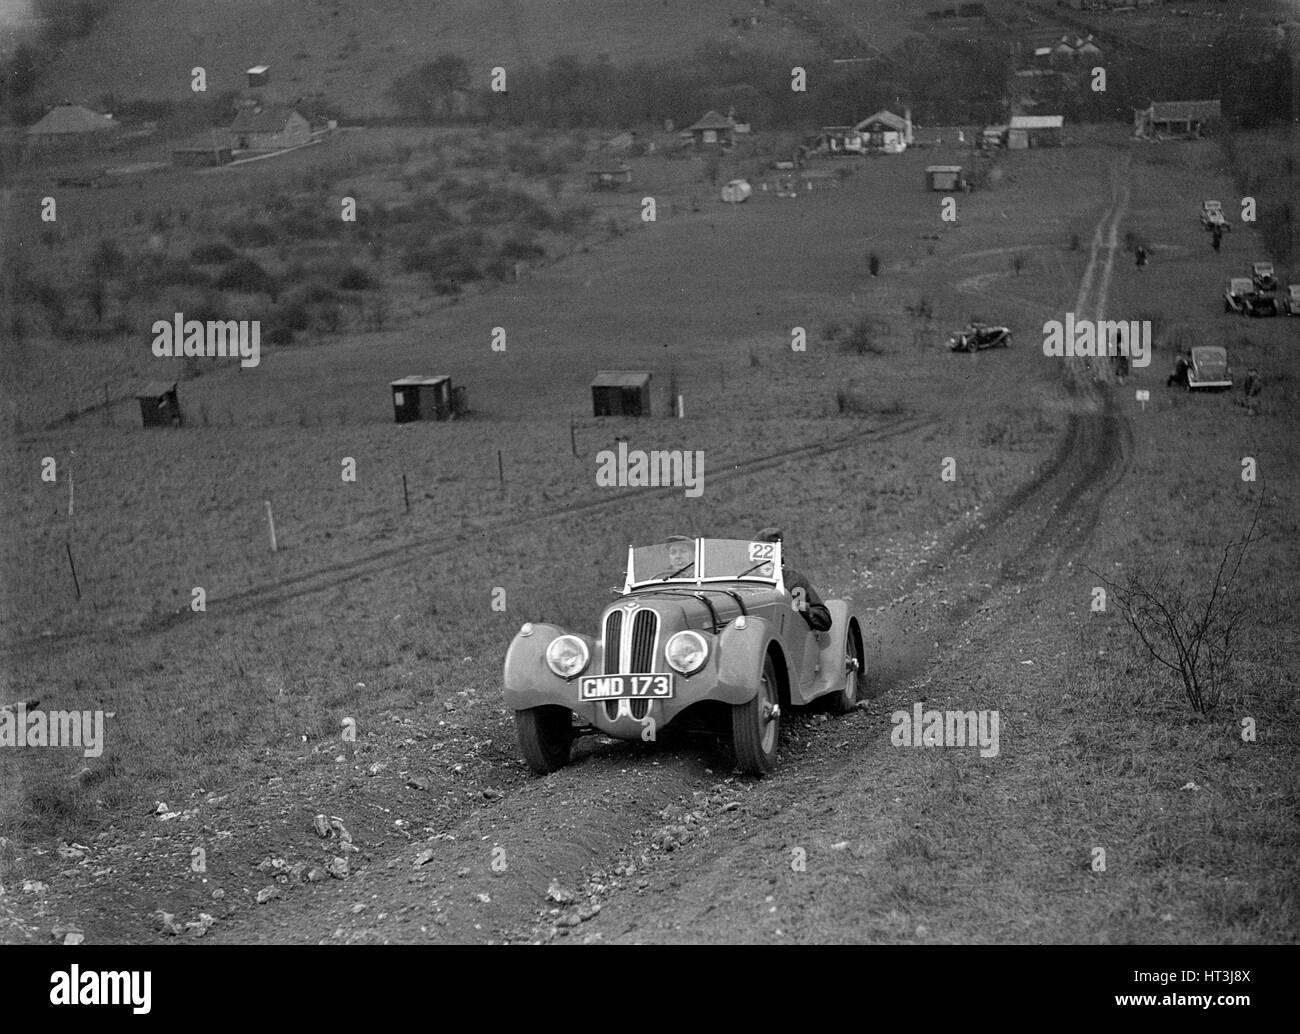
1200;200;1229;231
1168;345;1232;391
1224;278;1277;317
947;323;1012;352
503;538;866;776
1250;262;1277;293
1283;285;1300;316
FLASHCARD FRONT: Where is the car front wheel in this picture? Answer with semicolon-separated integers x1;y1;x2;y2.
732;654;781;775
515;706;574;775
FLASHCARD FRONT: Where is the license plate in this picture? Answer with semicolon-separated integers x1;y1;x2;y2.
578;674;674;700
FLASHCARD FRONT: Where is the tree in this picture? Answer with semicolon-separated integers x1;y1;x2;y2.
386;54;471;121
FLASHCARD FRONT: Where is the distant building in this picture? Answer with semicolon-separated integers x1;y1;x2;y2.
818;126;862;154
245;65;270;88
925;165;964;191
1007;114;1063;148
136;382;182;428
854;109;913;152
26;104;118;155
592;371;652;417
1133;100;1220;139
981;124;1008;148
1051;35;1078;64
685;110;735;148
1076;35;1103;59
229;104;311;152
390;376;466;422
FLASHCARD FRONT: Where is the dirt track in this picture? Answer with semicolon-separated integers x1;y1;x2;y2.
184;176;1137;944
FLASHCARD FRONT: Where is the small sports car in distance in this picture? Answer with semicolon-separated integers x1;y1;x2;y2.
1250;262;1277;292
1200;200;1230;231
503;537;866;776
1224;277;1276;316
1167;346;1232;391
1283;285;1300;316
948;323;1012;352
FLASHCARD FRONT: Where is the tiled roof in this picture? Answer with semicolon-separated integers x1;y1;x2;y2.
28;105;117;135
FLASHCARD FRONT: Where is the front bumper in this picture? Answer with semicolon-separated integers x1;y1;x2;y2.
503;620;774;739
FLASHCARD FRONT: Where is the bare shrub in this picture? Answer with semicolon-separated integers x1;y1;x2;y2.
1095;496;1263;715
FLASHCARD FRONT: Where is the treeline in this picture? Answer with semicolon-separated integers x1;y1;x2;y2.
387;27;1291;132
388;39;1016;130
1061;28;1293;128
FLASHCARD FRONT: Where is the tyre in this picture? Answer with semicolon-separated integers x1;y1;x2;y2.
826;620;865;715
1002;331;1012;348
732;653;781;775
515;706;574;775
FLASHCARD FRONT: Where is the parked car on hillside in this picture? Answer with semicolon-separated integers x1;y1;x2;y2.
1224;277;1276;316
947;322;1012;352
503;537;866;776
1283;285;1300;316
1167;345;1233;391
1200;200;1230;231
1250;262;1277;292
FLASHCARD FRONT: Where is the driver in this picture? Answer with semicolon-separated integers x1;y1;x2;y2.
754;527;832;632
655;534;696;579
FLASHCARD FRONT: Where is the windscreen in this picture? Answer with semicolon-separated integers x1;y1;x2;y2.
625;539;782;587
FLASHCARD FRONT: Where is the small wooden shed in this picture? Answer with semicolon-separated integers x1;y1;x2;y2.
137;381;182;427
1008;115;1063;149
925;165;963;191
686;110;735;148
391;375;459;422
592;371;652;417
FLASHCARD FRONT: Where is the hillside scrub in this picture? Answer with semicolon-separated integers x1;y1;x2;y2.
1219;127;1294;265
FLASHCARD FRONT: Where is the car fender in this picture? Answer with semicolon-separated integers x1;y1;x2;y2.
800;601;859;703
715;616;793;706
503;623;599;718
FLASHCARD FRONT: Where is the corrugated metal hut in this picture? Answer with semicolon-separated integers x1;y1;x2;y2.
136;381;182;427
925;165;963;191
591;371;652;417
391;375;453;422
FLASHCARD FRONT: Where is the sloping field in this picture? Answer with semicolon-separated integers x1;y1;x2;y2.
32;0;921;113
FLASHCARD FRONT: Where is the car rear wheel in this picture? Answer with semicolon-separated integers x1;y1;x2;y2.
732;654;781;775
826;621;865;715
515;706;574;775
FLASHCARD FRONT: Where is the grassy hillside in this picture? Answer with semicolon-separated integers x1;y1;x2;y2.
33;0;921;115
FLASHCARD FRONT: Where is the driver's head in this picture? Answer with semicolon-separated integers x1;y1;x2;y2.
755;527;783;544
665;535;694;570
